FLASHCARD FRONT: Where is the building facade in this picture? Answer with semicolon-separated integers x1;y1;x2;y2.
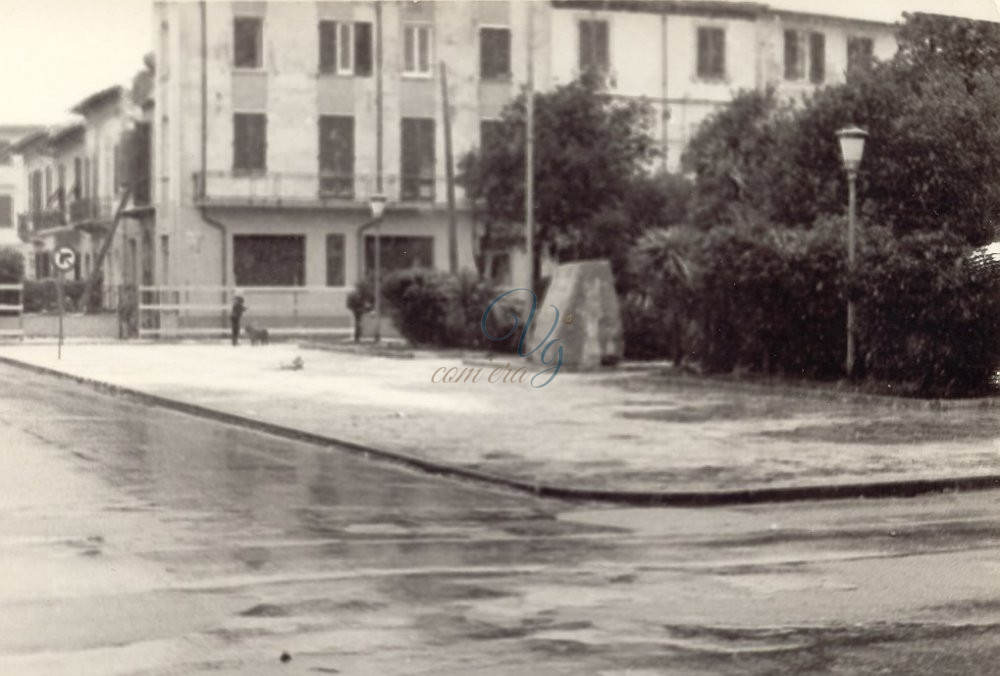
14;85;151;302
8;1;900;333
148;0;897;322
547;1;896;168
0;126;45;258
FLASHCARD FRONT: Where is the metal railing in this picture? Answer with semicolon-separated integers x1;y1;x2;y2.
68;197;116;224
19;209;67;233
193;171;451;207
137;285;355;338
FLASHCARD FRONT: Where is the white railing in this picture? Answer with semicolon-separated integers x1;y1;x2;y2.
0;284;24;340
137;285;355;339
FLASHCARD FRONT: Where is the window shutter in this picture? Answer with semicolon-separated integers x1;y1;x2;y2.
696;29;706;77
418;26;430;72
579;21;592;71
404;26;415;72
234;17;261;68
319;21;337;72
784;30;798;79
595;21;609;73
354;22;373;76
809;32;825;83
712;29;724;77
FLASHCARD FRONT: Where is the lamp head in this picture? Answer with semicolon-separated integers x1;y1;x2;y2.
836;125;868;173
369;193;387;219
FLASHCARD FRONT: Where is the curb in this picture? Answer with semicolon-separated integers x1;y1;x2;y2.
5;353;1000;507
621;367;1000;411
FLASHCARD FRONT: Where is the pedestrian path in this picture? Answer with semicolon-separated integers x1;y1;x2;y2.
2;341;1000;496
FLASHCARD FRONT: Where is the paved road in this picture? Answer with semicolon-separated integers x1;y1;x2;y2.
2;363;1000;675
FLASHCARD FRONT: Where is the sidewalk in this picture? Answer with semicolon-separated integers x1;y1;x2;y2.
2;341;1000;498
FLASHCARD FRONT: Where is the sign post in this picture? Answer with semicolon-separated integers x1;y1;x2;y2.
52;246;77;360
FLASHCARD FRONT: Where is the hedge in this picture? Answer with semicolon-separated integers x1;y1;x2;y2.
626;221;1000;396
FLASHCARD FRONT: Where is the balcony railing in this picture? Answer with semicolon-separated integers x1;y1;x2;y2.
19;209;67;234
194;171;451;208
68;197;115;224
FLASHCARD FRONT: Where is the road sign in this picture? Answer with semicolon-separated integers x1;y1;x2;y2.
53;246;77;272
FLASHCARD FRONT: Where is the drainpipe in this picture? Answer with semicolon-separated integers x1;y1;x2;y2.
197;0;227;289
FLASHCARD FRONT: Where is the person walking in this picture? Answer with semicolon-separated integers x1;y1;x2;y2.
230;295;246;346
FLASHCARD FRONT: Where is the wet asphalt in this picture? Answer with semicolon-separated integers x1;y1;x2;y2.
2;363;1000;675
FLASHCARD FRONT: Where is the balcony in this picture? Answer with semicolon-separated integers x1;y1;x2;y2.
193;171;449;209
19;209;67;235
68;197;115;225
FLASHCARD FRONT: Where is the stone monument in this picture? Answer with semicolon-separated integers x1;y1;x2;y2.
525;259;624;372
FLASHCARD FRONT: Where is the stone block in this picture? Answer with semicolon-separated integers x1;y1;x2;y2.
525;259;623;372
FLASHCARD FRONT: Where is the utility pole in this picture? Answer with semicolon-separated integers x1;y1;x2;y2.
441;61;458;274
525;1;535;291
81;186;132;314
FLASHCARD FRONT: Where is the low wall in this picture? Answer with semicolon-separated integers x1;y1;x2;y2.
23;313;119;339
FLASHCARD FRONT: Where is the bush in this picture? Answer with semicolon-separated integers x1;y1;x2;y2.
380;268;517;349
626;222;847;376
23;279;101;314
624;219;1000;397
0;248;23;283
856;229;1000;397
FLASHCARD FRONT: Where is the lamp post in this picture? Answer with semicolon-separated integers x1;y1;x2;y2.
836;125;868;379
369;193;386;343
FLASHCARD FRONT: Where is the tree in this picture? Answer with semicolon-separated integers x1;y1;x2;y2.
459;71;661;272
683;13;1000;245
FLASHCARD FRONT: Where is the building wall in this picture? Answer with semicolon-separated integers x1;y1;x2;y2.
546;4;896;170
154;0;496;294
149;0;899;302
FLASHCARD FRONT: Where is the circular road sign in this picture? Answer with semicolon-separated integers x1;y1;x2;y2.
53;245;77;272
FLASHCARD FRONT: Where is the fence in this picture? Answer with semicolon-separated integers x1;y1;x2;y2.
137;286;354;339
0;284;23;340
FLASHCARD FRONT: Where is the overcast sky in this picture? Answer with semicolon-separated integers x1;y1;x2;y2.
0;0;998;127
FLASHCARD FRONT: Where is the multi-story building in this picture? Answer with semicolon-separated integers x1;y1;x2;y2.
0;126;43;255
148;0;897;325
546;1;896;167
15;84;151;296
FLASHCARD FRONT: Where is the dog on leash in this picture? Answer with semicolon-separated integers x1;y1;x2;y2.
244;323;270;346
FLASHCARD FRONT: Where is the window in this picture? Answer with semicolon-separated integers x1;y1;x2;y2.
0;142;10;166
480;27;511;80
0;196;11;227
319;21;372;76
44;167;51;203
318;115;354;197
234;16;262;69
132;122;152;205
784;30;804;80
30;171;41;214
578;20;609;74
480;119;503;152
57;164;66;212
403;24;432;76
809;32;825;83
401;118;435;201
785;30;825;83
354;22;373;76
696;27;725;80
233;113;267;173
326;234;345;286
847;36;874;76
365;235;434;274
73;157;82;201
233;235;305;286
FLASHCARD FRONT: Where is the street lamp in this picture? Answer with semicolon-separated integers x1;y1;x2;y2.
836;125;868;379
369;193;386;343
